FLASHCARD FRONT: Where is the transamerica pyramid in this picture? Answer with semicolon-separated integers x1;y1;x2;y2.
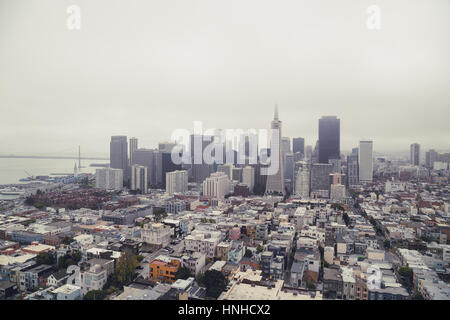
265;105;286;196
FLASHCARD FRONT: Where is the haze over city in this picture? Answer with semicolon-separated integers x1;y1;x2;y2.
1;0;449;156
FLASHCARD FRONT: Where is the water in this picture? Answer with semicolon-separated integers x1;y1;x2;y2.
0;158;108;185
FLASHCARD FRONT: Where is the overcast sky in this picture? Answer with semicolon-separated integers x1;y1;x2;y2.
0;0;449;157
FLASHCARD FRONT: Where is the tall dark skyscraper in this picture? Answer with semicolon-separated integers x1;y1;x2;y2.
110;136;129;182
190;134;214;183
318;116;340;164
292;137;305;155
410;143;420;166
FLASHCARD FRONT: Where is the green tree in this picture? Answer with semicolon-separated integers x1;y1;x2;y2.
136;255;144;263
201;270;227;299
256;245;264;253
244;249;253;258
383;239;391;249
36;252;55;266
175;266;192;280
83;290;107;300
115;253;139;285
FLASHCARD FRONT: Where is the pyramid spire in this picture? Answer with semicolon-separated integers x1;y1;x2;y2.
274;104;279;120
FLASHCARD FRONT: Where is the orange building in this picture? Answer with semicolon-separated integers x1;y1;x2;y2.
149;258;180;283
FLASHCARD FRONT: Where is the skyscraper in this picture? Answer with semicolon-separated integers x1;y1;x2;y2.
425;149;439;168
203;172;230;199
347;151;359;187
242;166;255;192
129;137;138;165
166;170;188;195
281;137;291;159
155;150;182;188
95;168;123;191
132;148;156;186
292;137;305;155
190;134;214;184
110;136;128;182
131;165;148;194
358;140;373;183
294;161;310;198
410;143;420;166
310;163;332;197
318;116;340;164
265;106;285;195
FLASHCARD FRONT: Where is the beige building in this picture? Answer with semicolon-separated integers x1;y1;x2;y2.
141;222;171;247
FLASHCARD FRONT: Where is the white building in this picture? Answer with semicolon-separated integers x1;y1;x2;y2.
95;167;123;191
166;170;188;195
358;140;373;183
294;163;310;198
184;230;221;258
242;166;255;192
141;222;171;247
52;284;82;300
203;172;230;199
131;165;148;193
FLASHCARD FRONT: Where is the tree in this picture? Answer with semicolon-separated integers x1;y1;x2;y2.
383;239;391;249
36;252;55;266
136;255;144;263
175;266;192;280
115;253;139;286
83;290;107;300
57;250;82;270
244;249;253;258
256;245;264;253
201;270;227;299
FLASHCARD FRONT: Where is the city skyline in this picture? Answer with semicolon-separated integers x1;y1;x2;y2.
1;0;449;156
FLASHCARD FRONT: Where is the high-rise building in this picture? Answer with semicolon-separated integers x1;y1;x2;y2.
410;143;420;166
190;134;214;184
310;163;333;196
284;153;294;185
203;172;230;199
232;167;243;182
166;170;188;195
95;168;123;191
292;137;305;156
305;145;313;161
217;164;233;180
253;163;268;195
155;151;182;188
129;137;138;165
425;149;439;168
347;152;359;187
328;158;341;174
242;166;255;192
318;116;340;164
131;165;148;194
265;106;285;195
132;148;156;186
294;161;310;198
281;137;291;158
110;136;128;182
159;142;176;153
358;140;373;183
